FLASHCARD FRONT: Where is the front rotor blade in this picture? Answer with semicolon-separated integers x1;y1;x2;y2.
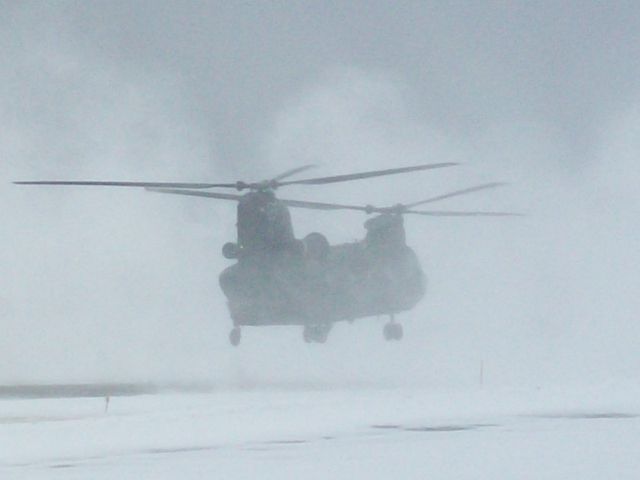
148;188;373;212
147;188;522;216
14;180;239;189
271;164;316;182
406;209;523;217
146;188;244;202
278;162;457;186
406;182;508;208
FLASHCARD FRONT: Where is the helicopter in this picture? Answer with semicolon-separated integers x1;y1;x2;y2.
15;163;518;345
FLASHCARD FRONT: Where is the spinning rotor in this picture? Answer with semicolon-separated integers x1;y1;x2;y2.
15;162;521;217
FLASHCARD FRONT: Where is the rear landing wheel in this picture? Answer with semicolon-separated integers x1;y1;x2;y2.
383;323;393;341
393;323;403;340
383;322;403;341
229;327;241;346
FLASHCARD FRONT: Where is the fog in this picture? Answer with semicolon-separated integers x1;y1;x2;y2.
2;2;639;389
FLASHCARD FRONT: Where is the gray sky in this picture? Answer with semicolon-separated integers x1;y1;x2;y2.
5;1;640;169
2;1;640;386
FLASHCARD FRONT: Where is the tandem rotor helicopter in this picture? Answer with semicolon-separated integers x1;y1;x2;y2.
15;163;518;346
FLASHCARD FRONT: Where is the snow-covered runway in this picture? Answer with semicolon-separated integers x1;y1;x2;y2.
2;382;639;479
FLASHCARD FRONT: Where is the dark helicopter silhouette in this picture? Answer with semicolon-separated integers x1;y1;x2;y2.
15;163;518;345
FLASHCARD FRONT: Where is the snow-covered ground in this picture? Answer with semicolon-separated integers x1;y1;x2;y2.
2;381;639;479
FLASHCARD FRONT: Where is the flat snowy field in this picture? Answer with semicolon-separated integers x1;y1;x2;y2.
1;381;639;479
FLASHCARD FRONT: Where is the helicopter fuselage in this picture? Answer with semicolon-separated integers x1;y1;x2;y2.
218;193;426;327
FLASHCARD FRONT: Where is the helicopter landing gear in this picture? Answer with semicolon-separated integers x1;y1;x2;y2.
303;324;331;344
229;327;242;346
383;315;403;341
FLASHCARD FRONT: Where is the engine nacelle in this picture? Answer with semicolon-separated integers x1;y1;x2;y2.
222;242;240;259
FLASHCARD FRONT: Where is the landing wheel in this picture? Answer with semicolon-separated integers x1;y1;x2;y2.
383;322;403;341
315;327;328;344
383;323;394;341
229;327;241;346
303;324;331;344
393;323;403;340
303;326;313;343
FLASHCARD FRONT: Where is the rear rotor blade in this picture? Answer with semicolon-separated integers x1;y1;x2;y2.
277;200;522;217
406;209;523;217
14;180;239;189
278;162;457;186
406;182;508;208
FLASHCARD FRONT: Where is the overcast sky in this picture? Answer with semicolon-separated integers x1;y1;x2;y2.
4;1;640;171
2;1;640;386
